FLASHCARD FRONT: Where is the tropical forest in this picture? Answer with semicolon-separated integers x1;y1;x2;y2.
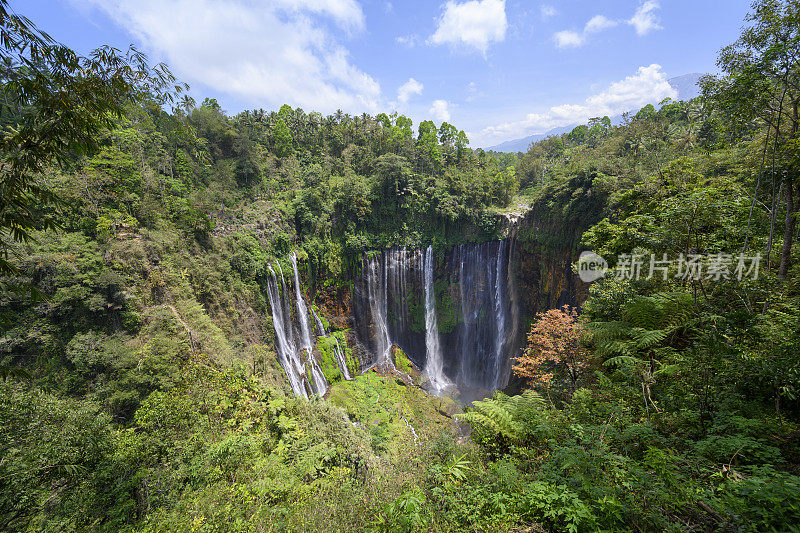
1;0;800;531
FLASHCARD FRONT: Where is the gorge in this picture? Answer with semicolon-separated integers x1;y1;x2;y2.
266;237;531;401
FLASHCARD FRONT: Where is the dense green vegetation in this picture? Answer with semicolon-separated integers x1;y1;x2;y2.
2;0;800;531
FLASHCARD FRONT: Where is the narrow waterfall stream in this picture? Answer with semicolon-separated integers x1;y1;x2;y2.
266;266;308;398
265;257;330;397
290;253;328;396
423;245;451;393
364;254;394;369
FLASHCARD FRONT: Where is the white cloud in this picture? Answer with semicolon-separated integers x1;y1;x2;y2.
79;0;381;114
540;4;556;19
584;15;617;34
429;100;451;122
553;2;661;49
554;30;584;48
480;64;677;144
465;81;483;102
396;34;420;47
396;78;424;104
428;0;507;54
270;0;364;29
628;1;662;36
554;15;616;48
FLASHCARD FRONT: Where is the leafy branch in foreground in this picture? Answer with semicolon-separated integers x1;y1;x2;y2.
0;0;189;275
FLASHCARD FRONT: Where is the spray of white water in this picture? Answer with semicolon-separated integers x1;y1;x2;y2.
422;246;451;393
265;266;307;398
291;253;327;396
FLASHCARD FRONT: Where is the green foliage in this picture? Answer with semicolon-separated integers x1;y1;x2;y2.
457;390;544;450
0;0;187;275
372;487;428;533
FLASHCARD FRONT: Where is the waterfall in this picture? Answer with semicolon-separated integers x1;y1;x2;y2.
353;240;520;398
422;245;450;392
311;308;326;337
458;244;477;386
265;255;332;398
493;240;507;390
276;263;295;350
364;254;394;369
333;337;352;380
290;253;328;396
265;267;307;398
270;241;519;399
291;253;314;357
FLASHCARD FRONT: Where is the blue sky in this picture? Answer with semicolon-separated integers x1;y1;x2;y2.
11;0;752;147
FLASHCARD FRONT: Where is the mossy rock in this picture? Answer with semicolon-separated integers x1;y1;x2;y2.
327;372;458;456
435;279;457;334
314;330;358;385
392;346;415;375
315;337;344;384
432;396;460;418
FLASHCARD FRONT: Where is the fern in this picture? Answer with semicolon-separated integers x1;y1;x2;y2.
603;355;644;369
456;390;543;444
591;291;697;364
632;328;667;350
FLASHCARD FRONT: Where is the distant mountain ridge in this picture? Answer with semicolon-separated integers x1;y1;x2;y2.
486;73;704;153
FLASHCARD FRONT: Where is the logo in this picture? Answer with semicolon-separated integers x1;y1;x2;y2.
577;251;607;283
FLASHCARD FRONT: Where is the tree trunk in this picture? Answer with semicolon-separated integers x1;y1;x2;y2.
767;182;783;270
779;180;796;278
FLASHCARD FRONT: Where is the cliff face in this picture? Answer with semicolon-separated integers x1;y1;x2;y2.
509;169;610;323
511;210;590;321
308;170;609;390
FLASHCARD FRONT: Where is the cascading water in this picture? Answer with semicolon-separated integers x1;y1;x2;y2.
353;240;519;399
269;241;519;400
332;337;352;380
422;245;451;393
364;254;394;369
266;266;307;398
290;253;328;396
311;308;326;337
265;256;331;398
291;253;314;357
492;240;507;390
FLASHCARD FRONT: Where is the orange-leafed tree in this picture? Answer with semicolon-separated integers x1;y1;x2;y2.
513;306;587;393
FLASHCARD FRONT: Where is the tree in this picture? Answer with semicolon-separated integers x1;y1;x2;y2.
0;0;187;275
567;124;589;145
513;306;587;393
416;119;441;173
271;118;293;158
702;0;800;278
